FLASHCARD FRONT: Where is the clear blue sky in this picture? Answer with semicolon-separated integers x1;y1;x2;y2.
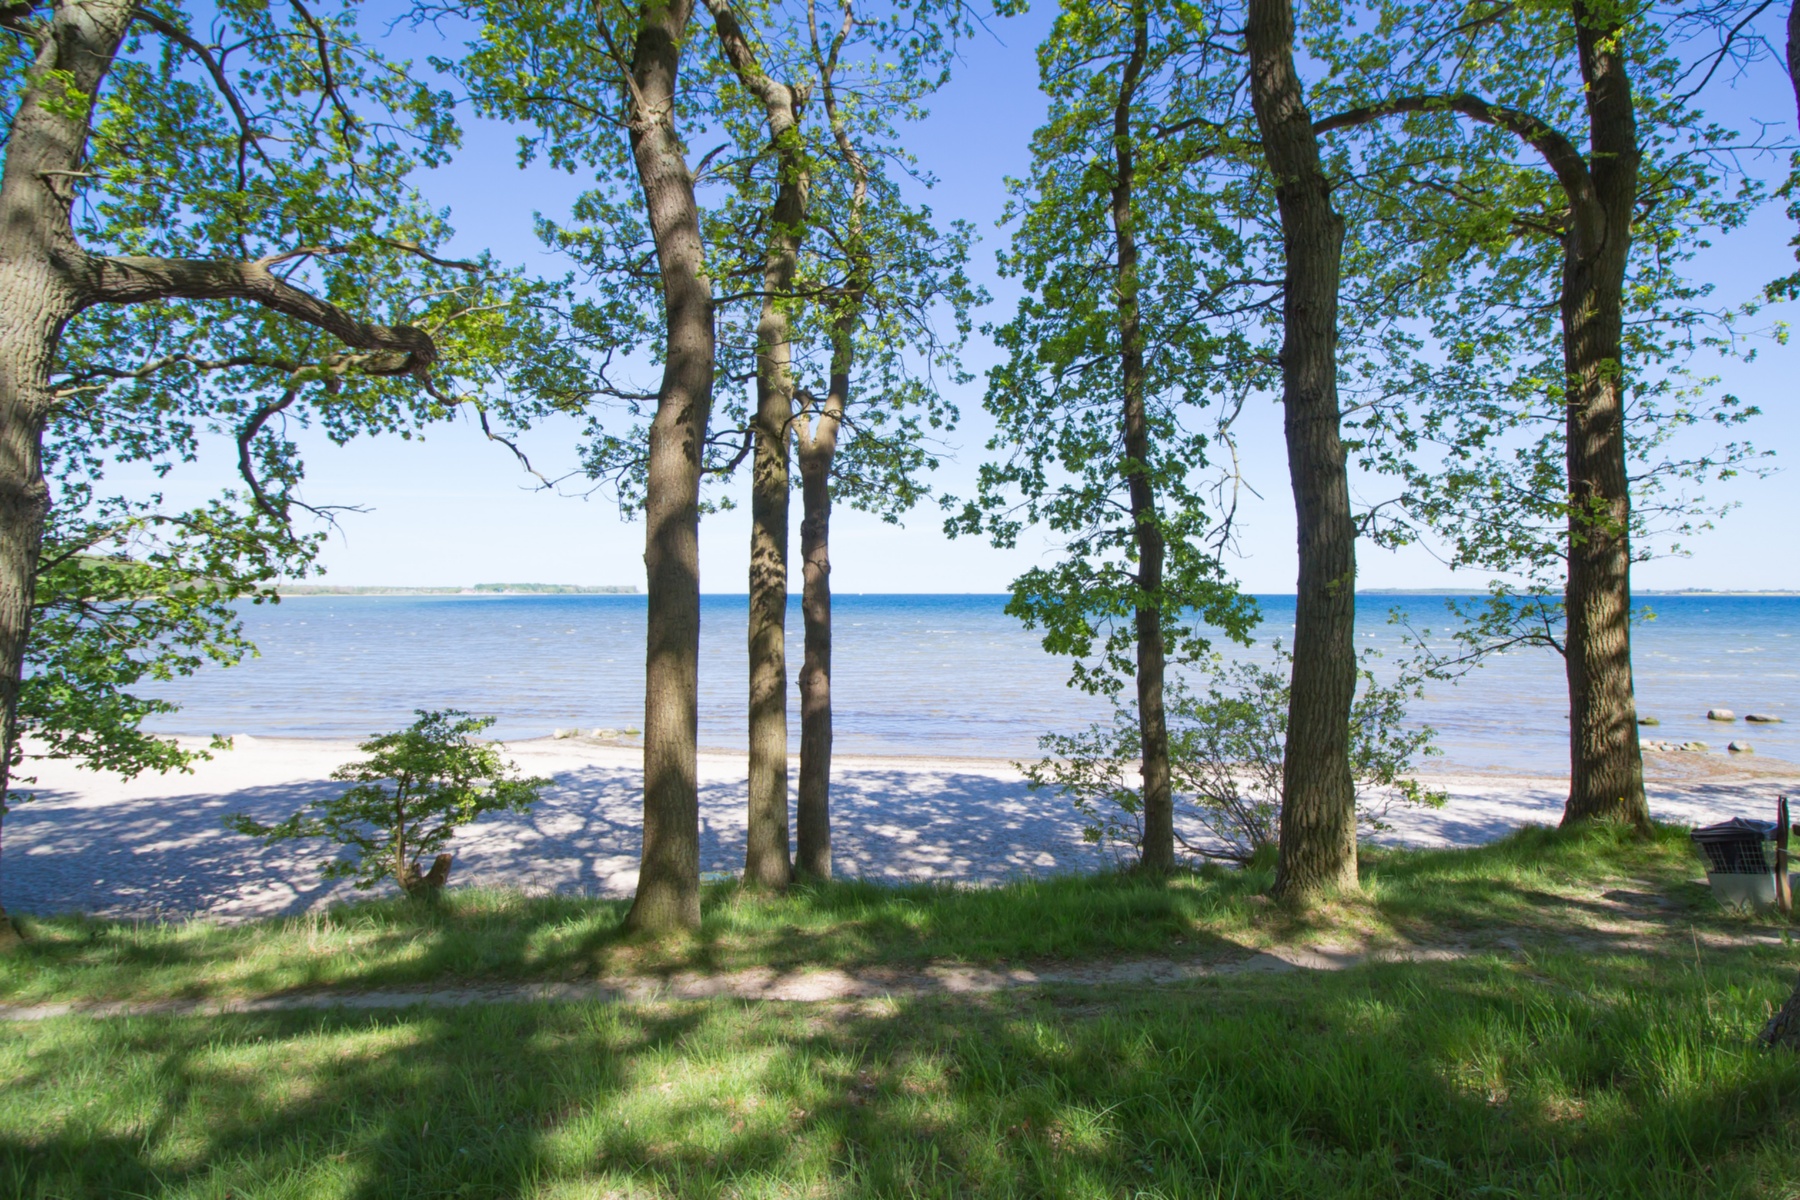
142;4;1800;594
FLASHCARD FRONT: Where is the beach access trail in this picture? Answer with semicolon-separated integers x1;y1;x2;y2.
6;736;1797;921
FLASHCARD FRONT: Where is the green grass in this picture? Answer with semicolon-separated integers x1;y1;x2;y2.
4;946;1799;1198
5;823;1800;1197
0;822;1762;1005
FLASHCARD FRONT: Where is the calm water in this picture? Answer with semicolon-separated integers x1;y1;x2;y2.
138;593;1799;772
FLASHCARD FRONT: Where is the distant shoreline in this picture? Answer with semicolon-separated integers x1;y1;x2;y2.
271;586;1798;598
1361;588;1800;597
276;584;639;596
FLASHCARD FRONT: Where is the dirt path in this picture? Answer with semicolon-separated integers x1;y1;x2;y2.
0;945;1459;1022
7;925;1790;1023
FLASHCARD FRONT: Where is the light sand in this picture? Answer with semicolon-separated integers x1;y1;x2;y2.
4;735;1795;919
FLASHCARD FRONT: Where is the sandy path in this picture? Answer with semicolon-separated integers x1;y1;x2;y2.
4;736;1795;920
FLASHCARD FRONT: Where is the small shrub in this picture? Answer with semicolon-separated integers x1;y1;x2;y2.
227;710;548;895
1025;648;1444;864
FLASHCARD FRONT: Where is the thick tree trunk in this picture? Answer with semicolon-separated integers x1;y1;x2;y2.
0;317;56;947
0;2;448;940
1763;970;1800;1050
1247;0;1360;901
623;0;714;933
1789;1;1800;122
794;402;840;880
704;1;807;888
1108;2;1174;875
1559;1;1646;828
0;0;137;941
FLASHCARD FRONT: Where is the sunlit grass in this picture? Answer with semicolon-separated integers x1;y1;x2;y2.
0;820;1772;1006
3;946;1798;1198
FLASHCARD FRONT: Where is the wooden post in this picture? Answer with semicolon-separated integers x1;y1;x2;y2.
1777;795;1792;919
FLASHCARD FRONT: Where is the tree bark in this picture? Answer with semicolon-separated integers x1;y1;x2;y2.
0;2;450;936
1558;0;1646;828
705;0;806;889
1247;0;1361;901
623;0;714;933
1762;969;1800;1051
793;402;840;879
1789;0;1799;123
787;24;874;884
1108;1;1174;875
0;0;137;940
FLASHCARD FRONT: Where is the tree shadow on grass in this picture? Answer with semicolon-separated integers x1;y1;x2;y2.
5;951;1800;1198
9;812;1781;1009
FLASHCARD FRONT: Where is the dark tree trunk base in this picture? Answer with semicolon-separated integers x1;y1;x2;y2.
0;907;21;951
401;853;454;895
1760;971;1800;1050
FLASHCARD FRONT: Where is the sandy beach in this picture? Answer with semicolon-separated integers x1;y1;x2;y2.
5;735;1796;920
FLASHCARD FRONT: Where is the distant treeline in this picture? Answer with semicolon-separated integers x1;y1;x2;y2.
277;584;639;596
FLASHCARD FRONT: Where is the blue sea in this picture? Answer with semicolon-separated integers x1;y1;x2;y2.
139;593;1799;773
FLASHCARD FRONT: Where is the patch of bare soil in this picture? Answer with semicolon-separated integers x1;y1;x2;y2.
4;908;1789;1024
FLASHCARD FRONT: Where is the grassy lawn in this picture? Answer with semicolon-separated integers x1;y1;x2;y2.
0;822;1767;1005
4;824;1800;1196
4;946;1799;1198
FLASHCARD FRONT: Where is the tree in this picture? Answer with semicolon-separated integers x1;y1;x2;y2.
449;0;731;931
0;0;552;941
700;0;984;887
1312;0;1769;828
952;0;1260;875
228;710;547;895
703;0;810;890
783;0;980;880
1245;0;1361;899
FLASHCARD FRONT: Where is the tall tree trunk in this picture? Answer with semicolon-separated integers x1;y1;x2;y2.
1763;2;1800;1049
1559;0;1646;828
793;400;840;880
623;0;714;933
0;0;136;943
0;318;57;947
743;283;797;890
1247;0;1360;902
705;0;806;888
1108;1;1174;874
1789;0;1800;122
788;33;872;884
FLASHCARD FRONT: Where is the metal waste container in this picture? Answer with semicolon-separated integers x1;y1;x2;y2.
1691;818;1780;908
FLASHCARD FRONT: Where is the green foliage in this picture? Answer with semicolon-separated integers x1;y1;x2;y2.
947;0;1268;694
439;0;989;518
0;2;590;791
1309;2;1773;642
14;545;250;800
227;711;547;895
1027;649;1444;863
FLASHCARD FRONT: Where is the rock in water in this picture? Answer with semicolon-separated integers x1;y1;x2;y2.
1707;708;1737;722
1728;741;1754;754
1638;715;1660;726
1746;713;1784;724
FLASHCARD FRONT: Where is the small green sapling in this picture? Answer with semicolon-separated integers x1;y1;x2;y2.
228;711;548;896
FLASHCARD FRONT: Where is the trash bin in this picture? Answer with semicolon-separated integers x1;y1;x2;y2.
1691;818;1780;908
